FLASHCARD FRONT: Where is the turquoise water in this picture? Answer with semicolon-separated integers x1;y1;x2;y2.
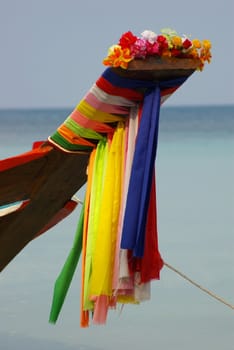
0;106;233;349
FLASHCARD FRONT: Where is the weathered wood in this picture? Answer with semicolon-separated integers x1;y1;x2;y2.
0;156;49;206
113;57;200;80
0;148;89;271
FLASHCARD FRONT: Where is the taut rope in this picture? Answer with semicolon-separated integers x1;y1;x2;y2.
164;261;234;310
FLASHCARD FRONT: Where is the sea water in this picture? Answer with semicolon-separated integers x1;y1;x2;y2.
0;105;233;350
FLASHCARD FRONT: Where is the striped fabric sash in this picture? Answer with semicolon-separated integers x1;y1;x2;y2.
49;67;187;152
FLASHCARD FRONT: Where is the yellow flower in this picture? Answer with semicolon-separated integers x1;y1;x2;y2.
171;36;182;47
103;45;133;69
200;48;212;63
189;48;199;58
192;39;201;49
202;40;211;50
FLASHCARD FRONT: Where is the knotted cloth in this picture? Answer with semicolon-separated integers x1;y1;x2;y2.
48;67;188;326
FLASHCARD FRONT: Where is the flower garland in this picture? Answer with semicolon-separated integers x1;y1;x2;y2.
103;28;212;70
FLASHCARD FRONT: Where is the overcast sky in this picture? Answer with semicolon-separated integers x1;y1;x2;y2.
0;0;233;108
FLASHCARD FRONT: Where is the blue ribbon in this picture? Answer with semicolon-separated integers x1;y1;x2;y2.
102;68;188;91
120;87;161;257
102;68;189;257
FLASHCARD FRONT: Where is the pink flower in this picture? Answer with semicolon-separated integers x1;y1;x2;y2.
146;40;160;55
131;38;148;58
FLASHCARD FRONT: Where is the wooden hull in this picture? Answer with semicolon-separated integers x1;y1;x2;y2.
0;145;89;271
113;56;200;80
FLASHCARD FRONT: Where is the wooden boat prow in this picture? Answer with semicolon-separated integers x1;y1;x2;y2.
0;57;201;272
114;56;201;80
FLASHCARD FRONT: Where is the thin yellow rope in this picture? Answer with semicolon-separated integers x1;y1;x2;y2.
164;261;234;310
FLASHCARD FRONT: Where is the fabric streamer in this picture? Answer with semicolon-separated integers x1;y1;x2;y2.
120;87;161;257
0;28;212;324
49;67;189;327
49;204;84;324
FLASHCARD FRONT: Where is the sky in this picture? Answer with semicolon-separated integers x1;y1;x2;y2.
0;1;234;350
0;0;233;109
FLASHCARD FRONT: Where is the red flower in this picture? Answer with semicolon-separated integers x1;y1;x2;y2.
157;35;168;49
171;48;181;57
182;38;192;50
118;31;138;49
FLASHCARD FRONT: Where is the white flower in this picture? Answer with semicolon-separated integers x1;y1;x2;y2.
141;30;157;44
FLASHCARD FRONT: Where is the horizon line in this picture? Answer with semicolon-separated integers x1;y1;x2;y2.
0;103;233;111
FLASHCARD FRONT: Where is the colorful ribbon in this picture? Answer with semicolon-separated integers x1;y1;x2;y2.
49;67;188;326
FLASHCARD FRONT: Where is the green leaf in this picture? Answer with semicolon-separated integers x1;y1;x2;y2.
161;28;178;37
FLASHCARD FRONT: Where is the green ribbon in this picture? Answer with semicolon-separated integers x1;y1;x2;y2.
65;118;104;141
49;204;84;323
50;131;93;152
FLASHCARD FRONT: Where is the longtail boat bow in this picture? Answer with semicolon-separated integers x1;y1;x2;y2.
0;57;202;273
